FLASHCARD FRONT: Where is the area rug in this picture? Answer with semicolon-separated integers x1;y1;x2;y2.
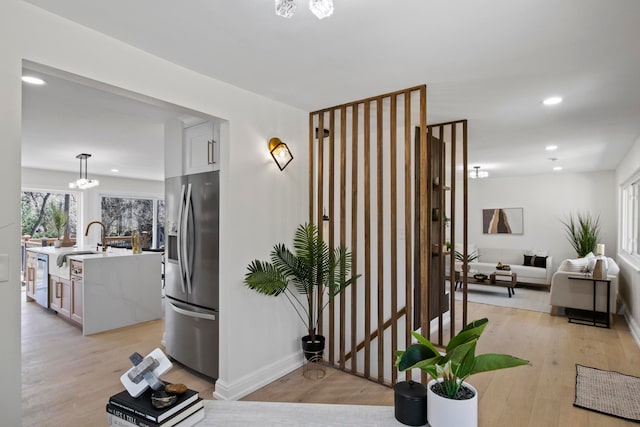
574;364;640;422
453;282;551;313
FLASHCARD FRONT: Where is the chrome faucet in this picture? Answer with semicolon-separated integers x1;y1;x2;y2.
85;221;107;252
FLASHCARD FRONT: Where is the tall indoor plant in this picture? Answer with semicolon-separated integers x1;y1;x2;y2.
50;202;68;248
244;222;360;358
396;318;528;427
560;212;600;257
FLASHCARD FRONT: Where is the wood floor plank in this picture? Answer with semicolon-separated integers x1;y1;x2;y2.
21;289;640;427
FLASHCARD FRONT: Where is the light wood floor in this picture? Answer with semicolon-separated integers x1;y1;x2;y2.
21;289;640;426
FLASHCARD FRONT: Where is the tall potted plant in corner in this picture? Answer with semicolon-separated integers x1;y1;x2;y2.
560;212;600;257
244;222;360;360
396;318;528;427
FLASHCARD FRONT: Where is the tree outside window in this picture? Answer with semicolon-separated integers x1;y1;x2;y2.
21;191;77;240
101;196;164;249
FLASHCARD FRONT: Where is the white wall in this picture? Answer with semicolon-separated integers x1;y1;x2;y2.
2;1;308;421
616;134;640;345
465;171;617;269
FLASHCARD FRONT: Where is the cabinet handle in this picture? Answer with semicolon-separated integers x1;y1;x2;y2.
56;281;62;299
208;139;215;165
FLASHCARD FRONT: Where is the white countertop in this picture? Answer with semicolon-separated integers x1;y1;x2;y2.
26;246;161;259
200;401;415;427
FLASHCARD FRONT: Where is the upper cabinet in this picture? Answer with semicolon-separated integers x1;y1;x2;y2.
183;121;220;174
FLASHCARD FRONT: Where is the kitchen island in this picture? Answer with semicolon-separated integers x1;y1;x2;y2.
25;247;163;335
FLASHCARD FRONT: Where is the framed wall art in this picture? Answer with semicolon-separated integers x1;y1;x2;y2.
482;207;523;235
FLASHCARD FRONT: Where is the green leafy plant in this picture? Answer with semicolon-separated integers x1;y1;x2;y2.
396;318;528;399
454;250;479;263
244;223;360;341
49;202;68;239
561;212;600;257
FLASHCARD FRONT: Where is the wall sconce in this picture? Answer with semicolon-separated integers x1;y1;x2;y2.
269;137;293;171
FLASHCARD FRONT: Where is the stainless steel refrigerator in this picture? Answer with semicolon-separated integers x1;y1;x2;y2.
164;170;219;380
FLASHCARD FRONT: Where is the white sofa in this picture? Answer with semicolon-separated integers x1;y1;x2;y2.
549;255;619;315
456;244;553;287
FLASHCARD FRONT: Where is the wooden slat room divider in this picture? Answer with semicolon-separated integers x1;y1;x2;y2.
309;87;467;386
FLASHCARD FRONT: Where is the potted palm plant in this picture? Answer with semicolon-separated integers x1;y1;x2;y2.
50;203;68;248
244;222;360;360
560;212;600;257
454;250;478;273
396;318;528;427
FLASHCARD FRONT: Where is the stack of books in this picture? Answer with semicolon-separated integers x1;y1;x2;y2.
106;385;204;427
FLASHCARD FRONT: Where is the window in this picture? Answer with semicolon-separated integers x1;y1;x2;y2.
101;196;165;249
21;191;78;240
621;180;640;255
156;199;165;249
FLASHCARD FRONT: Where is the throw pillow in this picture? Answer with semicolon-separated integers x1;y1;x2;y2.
523;255;547;268
534;256;547;268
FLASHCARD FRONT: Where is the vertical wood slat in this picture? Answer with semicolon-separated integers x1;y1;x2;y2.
413;130;420;331
462;120;468;327
390;94;398;385
309;115;314;224
317;113;325;336
437;125;444;346
339;106;347;369
350;103;359;375
328;111;336;364
363;100;371;379
449;124;457;340
403;92;413;382
376;97;384;382
419;90;428;330
419;87;429;384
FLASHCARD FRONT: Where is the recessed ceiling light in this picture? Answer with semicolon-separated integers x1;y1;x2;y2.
543;96;562;106
553;166;563;171
111;169;119;173
22;75;46;85
545;145;558;151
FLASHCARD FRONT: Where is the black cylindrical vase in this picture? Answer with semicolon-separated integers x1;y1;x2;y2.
394;380;427;426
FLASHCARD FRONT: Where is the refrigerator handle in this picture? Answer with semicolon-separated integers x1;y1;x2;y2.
167;301;216;321
177;184;187;293
184;183;193;294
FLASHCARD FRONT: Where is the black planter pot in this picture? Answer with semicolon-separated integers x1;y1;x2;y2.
301;335;325;361
394;380;428;426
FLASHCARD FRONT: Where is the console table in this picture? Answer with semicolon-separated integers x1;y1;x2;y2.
567;275;611;328
200;401;421;426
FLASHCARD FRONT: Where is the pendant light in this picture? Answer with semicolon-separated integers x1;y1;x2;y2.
469;166;489;179
69;153;100;189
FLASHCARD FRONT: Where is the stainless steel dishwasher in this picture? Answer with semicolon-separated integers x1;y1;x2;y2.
35;253;49;308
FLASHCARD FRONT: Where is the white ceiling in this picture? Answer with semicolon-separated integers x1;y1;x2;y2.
22;0;640;180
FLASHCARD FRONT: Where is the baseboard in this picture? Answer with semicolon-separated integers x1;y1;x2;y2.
213;351;303;401
623;309;640;351
619;295;640;350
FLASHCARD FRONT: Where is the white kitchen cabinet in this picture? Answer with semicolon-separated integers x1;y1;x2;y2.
25;250;37;301
70;259;83;325
183;120;220;174
49;274;71;318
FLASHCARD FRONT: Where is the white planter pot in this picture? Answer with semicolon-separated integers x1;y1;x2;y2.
427;379;478;427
